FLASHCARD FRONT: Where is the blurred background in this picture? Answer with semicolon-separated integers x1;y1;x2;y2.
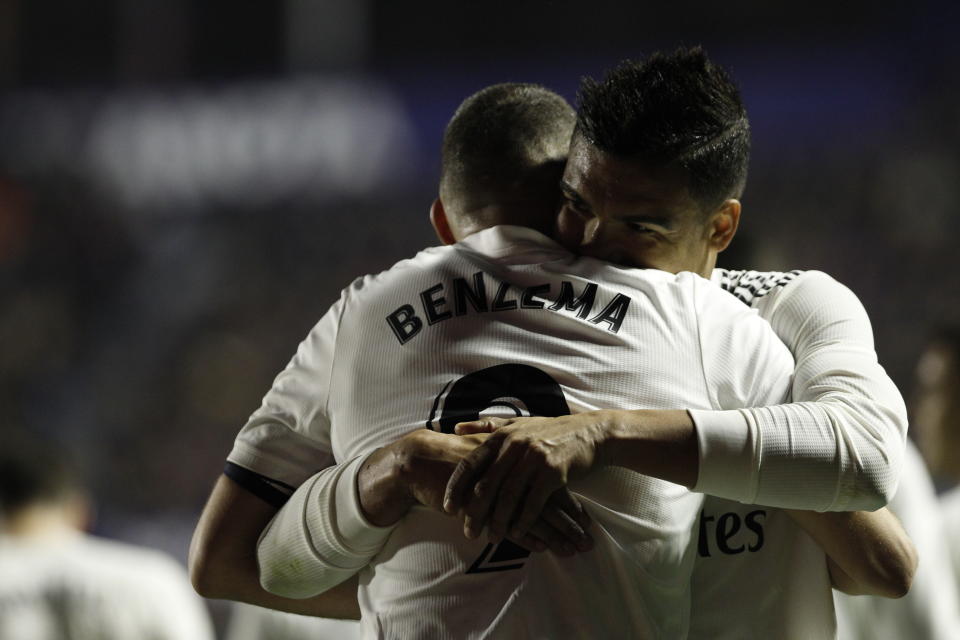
2;0;959;635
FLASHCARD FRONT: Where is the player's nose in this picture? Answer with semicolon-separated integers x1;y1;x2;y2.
578;221;622;262
580;218;603;246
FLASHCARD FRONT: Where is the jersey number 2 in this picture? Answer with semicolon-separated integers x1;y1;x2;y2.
426;364;571;573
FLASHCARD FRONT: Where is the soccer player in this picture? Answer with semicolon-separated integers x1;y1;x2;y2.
833;329;960;640
0;432;214;640
834;441;960;640
220;82;800;638
443;50;913;638
255;60;911;637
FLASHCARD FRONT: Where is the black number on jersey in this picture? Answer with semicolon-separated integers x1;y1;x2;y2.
426;364;571;574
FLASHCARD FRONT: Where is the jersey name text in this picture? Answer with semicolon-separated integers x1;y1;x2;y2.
386;271;632;345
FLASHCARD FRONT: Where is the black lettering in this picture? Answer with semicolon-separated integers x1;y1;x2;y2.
716;513;745;555
453;272;489;316
386;305;423;344
492;281;518;311
697;510;715;558
521;284;551;309
548;281;598;319
420;283;452;325
745;510;766;552
589;293;632;333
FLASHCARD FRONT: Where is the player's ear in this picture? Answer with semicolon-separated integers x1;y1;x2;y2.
430;198;457;245
707;199;741;252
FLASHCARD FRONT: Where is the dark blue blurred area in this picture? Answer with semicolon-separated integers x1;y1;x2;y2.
1;0;958;564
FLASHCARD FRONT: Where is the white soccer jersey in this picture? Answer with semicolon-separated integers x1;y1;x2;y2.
834;441;960;640
688;268;911;639
942;485;960;598
688;502;834;639
0;532;214;640
225;603;361;640
233;225;794;639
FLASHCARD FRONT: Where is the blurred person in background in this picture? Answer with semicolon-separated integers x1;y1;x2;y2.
833;439;960;639
914;329;960;605
915;329;960;490
833;331;960;638
0;431;214;640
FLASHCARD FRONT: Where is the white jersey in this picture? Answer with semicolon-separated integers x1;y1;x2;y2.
834;441;960;640
225;603;361;640
688;268;912;639
0;532;214;640
942;485;960;600
234;226;794;639
688;503;833;639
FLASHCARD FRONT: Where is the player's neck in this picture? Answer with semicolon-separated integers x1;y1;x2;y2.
2;504;82;540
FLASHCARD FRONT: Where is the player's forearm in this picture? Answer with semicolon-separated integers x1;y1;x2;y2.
786;508;915;599
189;475;361;618
258;456;397;599
754;270;907;511
597;409;699;487
690;277;908;511
199;559;361;618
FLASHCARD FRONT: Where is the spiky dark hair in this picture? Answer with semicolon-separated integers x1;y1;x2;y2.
576;47;750;210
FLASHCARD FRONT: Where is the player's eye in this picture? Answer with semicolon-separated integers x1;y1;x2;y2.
560;189;590;216
627;222;655;234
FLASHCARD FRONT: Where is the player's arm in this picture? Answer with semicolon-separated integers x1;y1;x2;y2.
446;271;908;539
257;429;593;598
190;296;367;613
189;473;361;618
691;270;907;512
785;508;916;598
443;409;698;540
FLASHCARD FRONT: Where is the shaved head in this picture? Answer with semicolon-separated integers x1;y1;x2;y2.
439;83;575;235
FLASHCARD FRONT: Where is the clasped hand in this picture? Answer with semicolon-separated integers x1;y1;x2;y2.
441;412;611;547
397;428;596;555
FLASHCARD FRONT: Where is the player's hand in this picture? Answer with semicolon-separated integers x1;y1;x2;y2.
501;488;594;555
360;429;489;526
389;429;592;555
443;412;612;542
395;429;490;512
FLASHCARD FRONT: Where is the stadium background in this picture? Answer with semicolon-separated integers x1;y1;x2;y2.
1;1;958;633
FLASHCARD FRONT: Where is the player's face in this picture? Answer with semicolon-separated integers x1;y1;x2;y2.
556;134;726;277
913;342;960;480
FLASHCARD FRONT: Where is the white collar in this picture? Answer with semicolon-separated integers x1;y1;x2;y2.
456;225;571;262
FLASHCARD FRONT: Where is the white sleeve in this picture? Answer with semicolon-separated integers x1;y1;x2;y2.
689;274;795;505
257;454;397;598
692;270;907;511
226;295;345;489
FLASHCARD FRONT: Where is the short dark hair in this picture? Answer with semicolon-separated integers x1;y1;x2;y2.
576;46;750;210
0;432;76;516
440;83;575;216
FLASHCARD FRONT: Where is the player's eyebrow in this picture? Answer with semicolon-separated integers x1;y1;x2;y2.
559;180;587;204
620;213;675;229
